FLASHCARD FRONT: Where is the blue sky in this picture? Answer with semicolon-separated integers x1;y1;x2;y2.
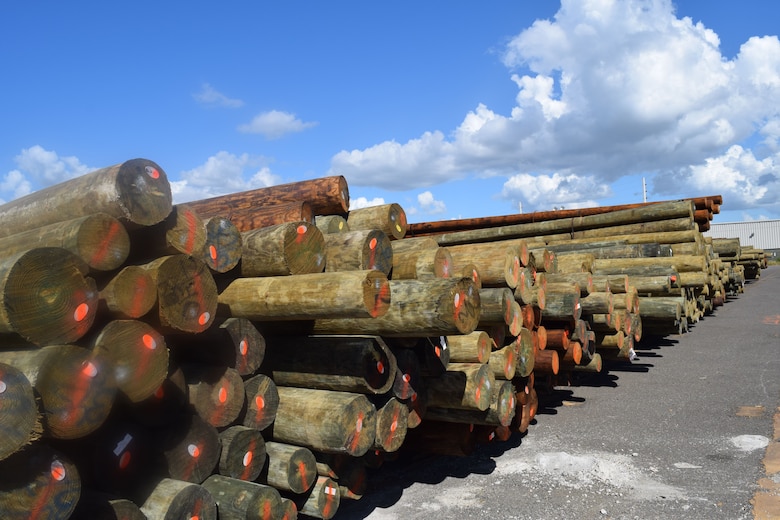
2;0;780;225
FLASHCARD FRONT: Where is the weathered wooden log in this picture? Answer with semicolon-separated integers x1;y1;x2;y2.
259;441;317;496
0;213;130;273
429;200;695;245
513;266;537;305
186;175;349;218
592;255;708;274
241;373;279;432
677;270;710;288
533;349;559;375
0;248;98;346
201;474;283;520
425;379;516;427
425;362;495;411
0;362;38;461
612;286;640;314
273;387;377;456
545;240;668;259
315;453;368;501
629;275;673;296
347;203;407;240
280;498;298;520
637;297;683;320
200;215;243;273
155;413;221;484
570;352;603;373
509;327;535;378
544;327;570;351
139;254;218;334
0;345;116;439
171;317;265;377
0;158;173;236
292;475;340;520
264;335;396;394
580;291;613;316
140;478;216;520
541;284;581;324
544;272;594;295
322;229;393;275
371;396;409;452
295;277;480;337
558;340;583;367
555;252;595;273
225;201;315;233
446;331;492;364
535;325;548;350
71;490;146;520
315;214;349;234
96;265;158;319
90;320;169;403
390;240;452;280
447;242;521;288
238;221;325;277
390;348;422;401
183;365;244;428
571;217;695;239
0;443;81;520
595;330;625;350
218;269;390;320
218;425;266;482
128;203;206;261
488;345;516;380
590;274;628;294
477;287;515;326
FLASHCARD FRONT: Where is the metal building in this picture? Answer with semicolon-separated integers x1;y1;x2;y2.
705;219;780;258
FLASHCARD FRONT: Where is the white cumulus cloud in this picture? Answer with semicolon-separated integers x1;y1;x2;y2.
349;196;386;210
171;151;281;203
193;83;244;108
330;0;780;214
417;191;447;215
0;145;92;203
238;110;318;139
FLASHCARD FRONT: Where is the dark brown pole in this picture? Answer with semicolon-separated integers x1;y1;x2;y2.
183;365;245;428
217;425;266;482
241;373;279;432
155;413;221;484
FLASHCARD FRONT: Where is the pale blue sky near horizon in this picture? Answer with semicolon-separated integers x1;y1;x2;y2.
2;0;780;225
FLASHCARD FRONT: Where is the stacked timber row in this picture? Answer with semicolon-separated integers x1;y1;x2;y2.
0;161;764;520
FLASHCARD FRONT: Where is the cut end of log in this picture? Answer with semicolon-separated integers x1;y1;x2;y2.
79;213;131;271
116;159;173;226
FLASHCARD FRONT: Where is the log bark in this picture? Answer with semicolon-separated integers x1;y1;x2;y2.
322;229;393;275
218;270;390;320
390;243;452;280
90;320;169;403
533;349;559;375
139;255;218;334
488;346;516;380
185;175;349;218
315;214;349;234
446;331;492;364
592;255;708;274
295;475;340;520
260;441;317;494
0;158;173;235
425;362;495;411
201;474;282;520
239;221;326;277
0;248;98;346
97;265;158;319
264;335;396;394
0;362;38;461
200;216;242;273
0;443;81;520
347;203;408;240
294;277;480;337
446;242;521;288
509;327;536;378
0;213;130;272
372;396;409;453
272;386;377;456
425;379;516;427
222;200;314;233
140;478;216;520
217;425;266;482
0;345;116;439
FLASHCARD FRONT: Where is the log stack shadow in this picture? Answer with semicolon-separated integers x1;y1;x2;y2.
0;160;768;519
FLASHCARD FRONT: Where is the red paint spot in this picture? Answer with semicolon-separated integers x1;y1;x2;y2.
89;220;122;267
145;166;160;179
369;238;377;250
209;245;218;261
51;460;66;481
218;386;228;403
435;346;442;358
402;373;411;383
74;302;90;322
298;461;309;490
255;396;265;409
243;451;253;467
188;444;201;458
390;419;398;432
119;451;132;470
297;224;308;235
475;386;481;402
239;339;248;356
376;361;385;374
198;312;210;326
142;333;157;350
154;385;165;399
81;361;98;378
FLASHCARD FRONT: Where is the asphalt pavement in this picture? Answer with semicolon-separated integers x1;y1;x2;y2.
336;265;780;520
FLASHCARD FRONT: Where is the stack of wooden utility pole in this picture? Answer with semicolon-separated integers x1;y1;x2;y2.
0;160;763;520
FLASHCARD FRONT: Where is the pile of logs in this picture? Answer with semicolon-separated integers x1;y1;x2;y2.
0;159;766;520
